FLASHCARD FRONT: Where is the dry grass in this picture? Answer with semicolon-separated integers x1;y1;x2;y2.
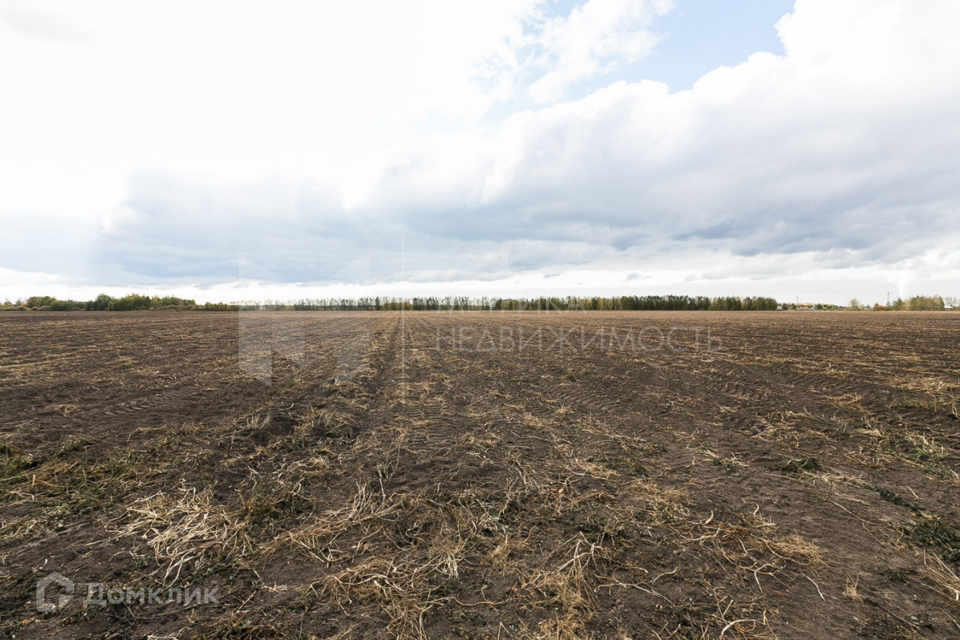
112;487;251;584
275;487;473;638
764;534;824;568
920;553;960;603
269;483;408;560
843;575;863;602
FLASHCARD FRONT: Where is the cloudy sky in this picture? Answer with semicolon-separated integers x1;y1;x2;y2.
2;0;959;304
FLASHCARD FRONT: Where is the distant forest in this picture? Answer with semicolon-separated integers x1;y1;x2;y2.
3;293;957;312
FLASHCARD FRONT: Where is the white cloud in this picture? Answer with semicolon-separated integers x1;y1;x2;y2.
464;0;960;254
0;1;94;44
526;0;674;102
0;0;539;220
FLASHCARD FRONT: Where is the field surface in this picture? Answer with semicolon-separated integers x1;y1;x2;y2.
2;311;960;639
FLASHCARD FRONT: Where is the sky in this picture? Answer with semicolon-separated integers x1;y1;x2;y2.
2;0;959;305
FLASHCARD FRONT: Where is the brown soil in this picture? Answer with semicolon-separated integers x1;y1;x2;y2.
1;310;960;639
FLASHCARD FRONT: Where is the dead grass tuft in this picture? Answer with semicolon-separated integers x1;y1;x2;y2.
765;534;824;567
113;487;251;584
920;553;960;602
843;575;862;601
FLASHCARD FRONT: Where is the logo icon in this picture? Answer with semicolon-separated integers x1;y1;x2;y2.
36;572;74;612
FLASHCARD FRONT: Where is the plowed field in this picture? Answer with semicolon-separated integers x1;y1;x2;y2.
2;311;960;639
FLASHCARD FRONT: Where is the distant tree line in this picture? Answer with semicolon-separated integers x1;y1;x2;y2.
0;294;218;311
2;294;780;312
4;293;956;312
229;295;782;311
889;295;954;311
495;295;781;311
849;295;957;311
